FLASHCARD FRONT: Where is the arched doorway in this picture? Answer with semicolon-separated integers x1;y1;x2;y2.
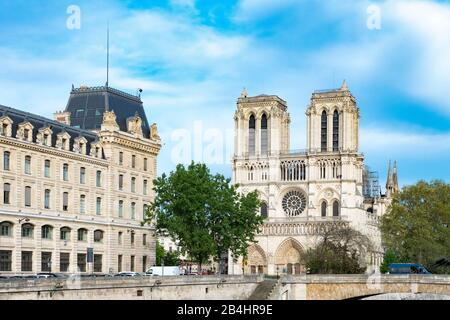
274;238;304;275
246;244;267;274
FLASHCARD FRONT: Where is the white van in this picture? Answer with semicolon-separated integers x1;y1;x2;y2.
146;266;180;276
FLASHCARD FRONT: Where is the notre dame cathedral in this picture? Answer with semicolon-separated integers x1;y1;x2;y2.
229;81;399;275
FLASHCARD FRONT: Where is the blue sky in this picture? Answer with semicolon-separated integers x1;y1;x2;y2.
0;0;449;189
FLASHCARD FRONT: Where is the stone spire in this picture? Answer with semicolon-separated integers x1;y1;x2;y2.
340;79;348;91
393;160;399;193
241;87;248;98
386;160;394;197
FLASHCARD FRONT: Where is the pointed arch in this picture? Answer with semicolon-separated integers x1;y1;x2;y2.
321;200;328;217
274;238;305;274
247;244;267;274
321;110;327;152
333;109;339;152
333;200;340;217
261;113;268;155
248;114;256;156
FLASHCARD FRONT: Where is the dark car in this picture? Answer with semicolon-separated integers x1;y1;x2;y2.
388;263;431;274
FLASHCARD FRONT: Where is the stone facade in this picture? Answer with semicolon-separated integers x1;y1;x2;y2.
0;86;161;275
229;82;395;275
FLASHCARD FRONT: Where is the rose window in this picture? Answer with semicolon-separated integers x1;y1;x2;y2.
282;190;307;217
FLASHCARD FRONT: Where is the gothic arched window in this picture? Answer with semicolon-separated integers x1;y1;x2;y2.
249;115;256;156
261;113;268;155
321;201;327;217
260;202;268;218
333;200;340;217
321;111;327;152
333;110;339;152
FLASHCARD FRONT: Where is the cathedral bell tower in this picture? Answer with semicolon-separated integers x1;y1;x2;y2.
234;88;290;158
306;80;360;153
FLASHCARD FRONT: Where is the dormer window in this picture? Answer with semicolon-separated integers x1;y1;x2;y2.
0;117;13;137
73;136;87;155
37;127;53;146
56;132;71;150
24;129;30;141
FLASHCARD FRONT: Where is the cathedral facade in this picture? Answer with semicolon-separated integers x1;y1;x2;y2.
229;81;397;275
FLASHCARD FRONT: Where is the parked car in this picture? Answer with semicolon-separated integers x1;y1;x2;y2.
388;263;431;274
36;273;67;279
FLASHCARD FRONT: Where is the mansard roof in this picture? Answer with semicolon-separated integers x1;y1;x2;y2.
0;104;104;158
65;85;151;138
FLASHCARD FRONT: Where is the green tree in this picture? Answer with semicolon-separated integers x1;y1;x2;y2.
144;162;264;272
380;180;450;273
155;241;181;266
379;249;398;274
304;225;372;274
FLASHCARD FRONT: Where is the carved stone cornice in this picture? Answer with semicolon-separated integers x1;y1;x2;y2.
0;136;108;167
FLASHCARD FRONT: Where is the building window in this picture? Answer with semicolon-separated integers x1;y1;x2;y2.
44;160;50;178
24;155;31;174
80;167;86;184
41;225;53;240
0;221;13;237
131;231;135;245
96;170;102;187
94;230;104;243
248;114;255;156
41;252;52;272
63;192;69;211
3;183;10;204
333;201;340;217
131;202;136;220
132;155;136;168
94;254;102;273
143;234;147;246
261;113;268;155
333;110;339;152
143;180;148;195
44;189;51;209
63;163;69;181
60;227;71;241
25;186;31;207
21;223;34;238
79;195;86;214
321;201;327;217
118;200;124;217
118;232;123;245
131;177;136;193
0;250;12;271
21;251;33;272
78;228;88;242
77;254;86;272
3;151;10;171
142;256;147;272
119;174;124;190
130;255;135;271
321;111;327;152
144;158;148;171
119;152;123;165
24;129;30;141
260;202;268;218
118;255;122;272
96;197;101;215
60;253;70;272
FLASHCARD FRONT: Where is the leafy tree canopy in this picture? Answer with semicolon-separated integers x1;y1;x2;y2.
144;162;264;270
380;180;450;273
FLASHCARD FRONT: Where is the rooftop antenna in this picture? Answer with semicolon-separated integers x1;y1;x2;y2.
106;22;109;88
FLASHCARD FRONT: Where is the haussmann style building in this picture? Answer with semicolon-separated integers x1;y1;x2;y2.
229;81;399;275
0;85;161;275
